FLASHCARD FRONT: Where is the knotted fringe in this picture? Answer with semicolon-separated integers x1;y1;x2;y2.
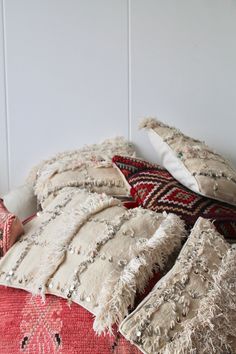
161;247;236;354
26;161;45;186
139;117;205;147
93;214;186;335
33;194;119;297
38;178;126;207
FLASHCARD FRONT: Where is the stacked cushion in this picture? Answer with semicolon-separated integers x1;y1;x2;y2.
27;137;136;209
0;187;186;334
113;155;236;240
1;125;234;353
0;199;24;257
120;217;236;354
140;117;236;206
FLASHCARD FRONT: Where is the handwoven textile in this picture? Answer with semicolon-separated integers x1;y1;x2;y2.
113;155;236;239
0;286;141;354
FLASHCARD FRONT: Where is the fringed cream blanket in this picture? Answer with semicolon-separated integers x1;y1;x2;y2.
27;137;136;208
0;187;186;334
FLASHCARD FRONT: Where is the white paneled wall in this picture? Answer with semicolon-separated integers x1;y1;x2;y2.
0;0;236;195
1;0;129;193
130;0;236;163
0;0;9;193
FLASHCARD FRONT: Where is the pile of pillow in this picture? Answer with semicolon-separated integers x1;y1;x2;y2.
0;187;186;334
1;123;236;353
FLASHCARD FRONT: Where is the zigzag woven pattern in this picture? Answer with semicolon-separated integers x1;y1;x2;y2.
113;156;236;240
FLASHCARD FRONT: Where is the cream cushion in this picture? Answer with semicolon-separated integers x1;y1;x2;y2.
0;187;186;334
27;137;136;209
140;118;236;206
120;217;236;354
3;184;37;221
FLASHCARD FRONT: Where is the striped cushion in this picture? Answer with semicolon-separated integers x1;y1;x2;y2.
0;199;24;257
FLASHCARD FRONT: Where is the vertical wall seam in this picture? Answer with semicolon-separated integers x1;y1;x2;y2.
1;0;10;190
127;0;132;141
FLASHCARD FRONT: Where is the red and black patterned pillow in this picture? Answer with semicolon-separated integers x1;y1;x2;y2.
113;156;236;240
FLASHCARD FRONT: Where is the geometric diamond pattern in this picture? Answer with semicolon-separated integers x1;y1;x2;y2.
113;155;236;239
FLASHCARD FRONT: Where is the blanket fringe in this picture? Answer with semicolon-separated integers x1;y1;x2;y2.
162;247;236;354
38;178;126;206
27;137;135;187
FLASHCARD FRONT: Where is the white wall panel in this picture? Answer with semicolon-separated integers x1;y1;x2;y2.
4;0;129;189
0;0;9;195
130;0;236;165
1;0;236;193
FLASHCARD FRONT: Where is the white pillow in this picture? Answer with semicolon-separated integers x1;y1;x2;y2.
140;117;236;206
3;184;37;221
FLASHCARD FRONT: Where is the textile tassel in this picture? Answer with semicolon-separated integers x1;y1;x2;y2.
26;161;45;186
